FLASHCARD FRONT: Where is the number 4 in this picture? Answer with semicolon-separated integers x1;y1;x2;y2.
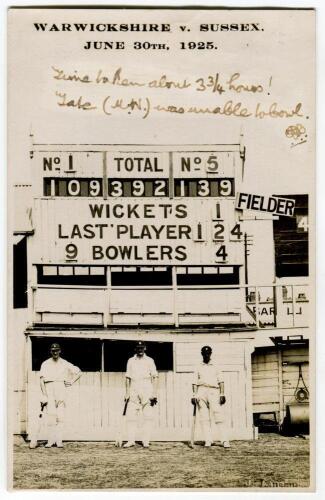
230;223;243;240
215;245;228;261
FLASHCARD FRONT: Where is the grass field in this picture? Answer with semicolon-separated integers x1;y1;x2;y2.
12;434;310;490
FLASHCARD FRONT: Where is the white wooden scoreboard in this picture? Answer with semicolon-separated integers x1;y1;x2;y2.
31;145;245;269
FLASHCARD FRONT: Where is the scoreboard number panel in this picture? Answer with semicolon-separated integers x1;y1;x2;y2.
174;178;234;198
229;222;243;241
33;147;244;266
107;152;168;178
212;221;225;242
43;177;235;198
215;244;228;263
38;152;104;176
172;151;236;178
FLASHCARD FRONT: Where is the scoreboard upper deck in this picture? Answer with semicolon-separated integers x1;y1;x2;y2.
31;144;245;266
32;145;244;199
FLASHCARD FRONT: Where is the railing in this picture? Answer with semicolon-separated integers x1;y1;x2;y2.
31;283;309;329
245;284;309;329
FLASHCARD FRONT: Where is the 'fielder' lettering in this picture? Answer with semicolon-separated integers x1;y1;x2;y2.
236;192;295;217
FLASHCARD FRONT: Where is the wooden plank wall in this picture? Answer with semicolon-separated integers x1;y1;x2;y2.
252;349;280;413
252;346;309;419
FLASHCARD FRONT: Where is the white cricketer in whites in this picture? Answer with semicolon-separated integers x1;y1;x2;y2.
192;345;231;448
32;343;82;448
123;341;158;448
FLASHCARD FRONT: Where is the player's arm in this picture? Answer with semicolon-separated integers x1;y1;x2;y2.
219;379;226;405
151;374;158;398
149;359;158;404
65;365;82;387
151;361;158;398
125;377;131;401
40;376;47;398
70;368;82;385
39;363;48;402
125;359;131;401
191;368;198;404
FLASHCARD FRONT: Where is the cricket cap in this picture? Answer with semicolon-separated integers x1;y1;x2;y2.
50;343;61;351
135;341;146;348
201;345;212;354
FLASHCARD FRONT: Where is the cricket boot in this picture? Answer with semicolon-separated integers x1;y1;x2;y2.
214;422;231;448
141;412;153;448
201;419;213;447
123;441;135;448
55;422;64;448
45;417;56;448
123;418;136;448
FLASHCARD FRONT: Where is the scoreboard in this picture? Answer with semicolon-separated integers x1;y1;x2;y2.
31;145;245;266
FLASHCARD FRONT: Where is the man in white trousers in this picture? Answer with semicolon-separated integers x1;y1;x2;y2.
123;341;158;448
192;345;230;448
37;343;82;448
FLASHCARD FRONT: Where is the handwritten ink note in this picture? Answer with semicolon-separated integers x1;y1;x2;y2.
51;66;304;121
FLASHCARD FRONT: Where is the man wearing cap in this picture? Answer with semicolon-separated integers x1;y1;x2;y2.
123;341;158;448
37;343;82;448
192;345;230;448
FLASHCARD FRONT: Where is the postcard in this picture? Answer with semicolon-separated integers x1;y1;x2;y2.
8;6;315;490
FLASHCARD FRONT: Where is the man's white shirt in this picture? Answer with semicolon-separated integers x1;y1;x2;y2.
40;357;80;382
126;354;158;381
193;361;223;389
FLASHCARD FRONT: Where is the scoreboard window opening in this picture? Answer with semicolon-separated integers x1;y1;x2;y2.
111;266;172;286
37;265;107;286
31;338;173;372
31;337;102;372
176;265;240;285
43;177;235;198
104;340;173;372
273;194;308;278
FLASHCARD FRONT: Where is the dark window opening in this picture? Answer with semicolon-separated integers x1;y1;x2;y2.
104;340;173;372
176;266;240;285
273;194;308;278
13;236;28;308
31;338;173;372
31;337;102;372
37;265;107;286
111;266;172;286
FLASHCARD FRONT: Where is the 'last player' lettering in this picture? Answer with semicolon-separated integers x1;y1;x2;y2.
236;193;295;217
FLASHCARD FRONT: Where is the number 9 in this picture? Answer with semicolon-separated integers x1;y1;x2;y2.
219;179;232;196
65;244;78;260
89;179;101;197
132;180;145;196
